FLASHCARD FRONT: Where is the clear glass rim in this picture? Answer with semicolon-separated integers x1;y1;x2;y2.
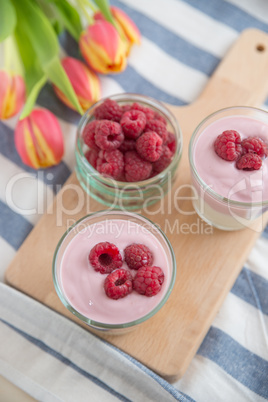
76;93;183;188
189;105;268;208
52;210;177;330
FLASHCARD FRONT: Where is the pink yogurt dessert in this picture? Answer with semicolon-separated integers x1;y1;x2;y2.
53;211;176;331
189;107;268;230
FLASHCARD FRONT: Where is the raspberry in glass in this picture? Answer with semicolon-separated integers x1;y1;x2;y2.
214;130;242;161
120;110;146;139
154;111;167;126
133;266;164;297
96;149;124;179
165;131;176;155
124;243;153;270
121;104;132;114
130;102;155;121
94;98;123;122
83;120;99;150
124;151;152;182
104;269;133;300
236;153;262;170
136;131;163;162
85;149;99;169
145;119;168;143
95;120;124;151
89;242;123;274
119;138;136;153
152;145;173;173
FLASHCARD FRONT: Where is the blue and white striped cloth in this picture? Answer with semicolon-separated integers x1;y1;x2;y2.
0;1;268;400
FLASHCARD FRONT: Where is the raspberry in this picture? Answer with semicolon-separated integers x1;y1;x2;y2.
154;111;167;126
95;120;124;151
145;119;168;143
119;139;136;153
241;137;268;158
165;131;176;155
136;131;163;162
96;149;124;179
121;104;132;114
85;149;99;169
104;269;133;300
124;151;152;182
130;102;155;121
94;99;123;122
120;110;146;139
82;120;99;150
133;266;164;297
153;145;173;173
89;242;123;274
117;172;126;182
214;130;242;161
236;153;262;170
124;243;153;270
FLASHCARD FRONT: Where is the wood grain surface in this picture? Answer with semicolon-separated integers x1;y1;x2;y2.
5;29;268;382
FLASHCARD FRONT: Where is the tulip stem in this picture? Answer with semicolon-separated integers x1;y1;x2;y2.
76;0;94;24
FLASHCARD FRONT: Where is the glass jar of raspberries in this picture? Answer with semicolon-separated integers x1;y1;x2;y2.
75;93;183;210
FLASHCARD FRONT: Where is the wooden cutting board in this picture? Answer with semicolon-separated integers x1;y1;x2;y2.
5;29;268;382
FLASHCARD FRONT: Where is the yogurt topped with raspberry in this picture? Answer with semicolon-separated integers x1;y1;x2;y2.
194;115;268;203
59;218;172;325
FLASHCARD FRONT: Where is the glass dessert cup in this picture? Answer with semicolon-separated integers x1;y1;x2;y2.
75;93;183;210
189;106;268;231
52;210;176;334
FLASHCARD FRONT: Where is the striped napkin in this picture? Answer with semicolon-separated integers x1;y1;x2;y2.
0;1;268;401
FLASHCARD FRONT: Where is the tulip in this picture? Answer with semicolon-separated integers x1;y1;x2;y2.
94;7;140;56
110;7;141;52
53;57;101;112
15;108;64;169
0;70;26;120
79;20;127;74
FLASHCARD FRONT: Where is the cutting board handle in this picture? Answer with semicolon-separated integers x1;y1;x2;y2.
196;29;268;108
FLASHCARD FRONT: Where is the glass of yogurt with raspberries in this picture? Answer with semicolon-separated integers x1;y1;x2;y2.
52;210;176;333
189;106;268;231
76;94;182;210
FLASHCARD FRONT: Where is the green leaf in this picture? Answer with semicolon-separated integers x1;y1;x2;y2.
12;0;83;115
0;0;17;42
14;19;44;92
12;0;59;66
51;18;64;36
34;0;64;35
92;0;114;24
20;75;47;119
15;18;47;119
47;0;83;41
35;0;57;21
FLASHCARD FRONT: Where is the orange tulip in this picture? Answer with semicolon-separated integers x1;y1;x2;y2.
94;7;140;55
110;7;141;50
15;108;64;169
79;20;127;74
0;70;26;119
53;57;101;112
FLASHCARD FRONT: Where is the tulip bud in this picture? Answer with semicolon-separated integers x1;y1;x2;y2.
94;7;140;56
0;70;26;119
15;108;64;169
110;7;141;50
53;57;101;112
79;20;127;74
